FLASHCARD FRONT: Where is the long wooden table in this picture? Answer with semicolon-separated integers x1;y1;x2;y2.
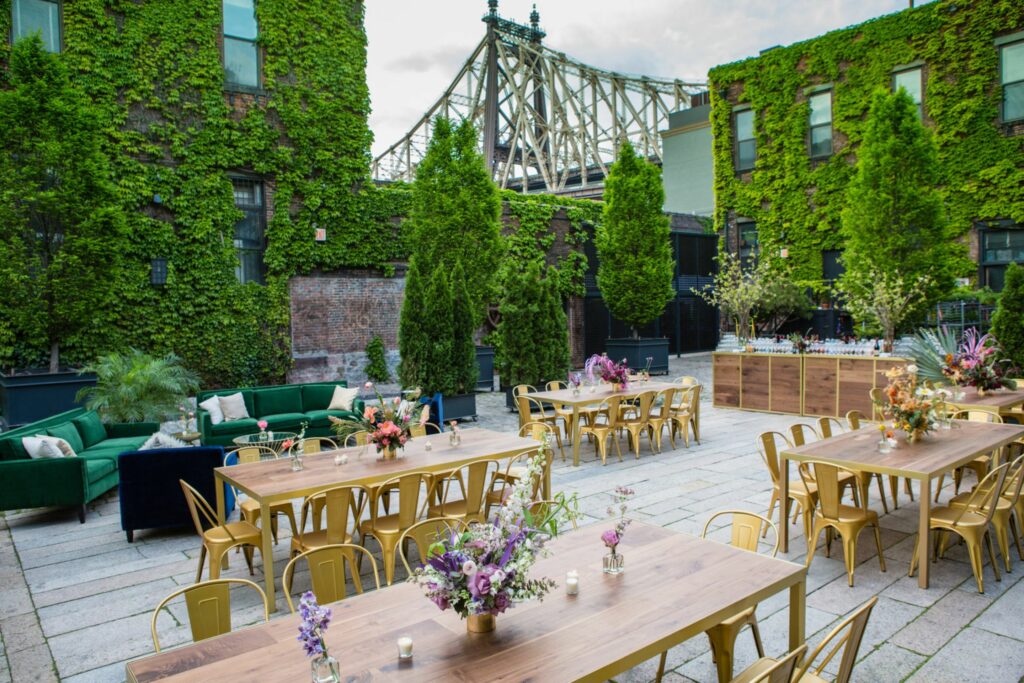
215;428;542;611
531;381;681;466
781;421;1024;588
126;522;806;682
946;386;1024;417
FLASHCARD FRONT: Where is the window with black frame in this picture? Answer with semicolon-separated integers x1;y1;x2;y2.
808;91;832;158
223;0;259;88
1001;41;1024;123
738;219;758;268
893;67;924;119
734;109;755;172
12;0;60;53
232;178;266;285
981;226;1024;291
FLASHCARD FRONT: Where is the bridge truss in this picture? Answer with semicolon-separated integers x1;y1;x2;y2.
372;2;706;196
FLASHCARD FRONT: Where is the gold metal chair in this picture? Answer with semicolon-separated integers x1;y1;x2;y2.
935;408;1004;501
619;390;658;458
816;416;844;438
282;543;380;612
513;384;538;428
869;387;886;422
680;510;780;683
289;437;337;455
789;424;861;507
759;431;817;544
426;458;501;524
670;384;702;446
674;375;700;387
800;460;886;587
343;431;368;447
819;416;891;514
527;499;579;531
844;410;866;431
727;644;807;683
398;517;468;576
485;448;549;516
150;578;269;653
409;422;442;438
845;409;913;510
947;453;1024;572
291;484;369;556
359;471;431;585
646;387;677;453
578;396;625;465
518;394;566;460
226;446;299;545
790;597;877;683
544;380;576;443
180;480;264;583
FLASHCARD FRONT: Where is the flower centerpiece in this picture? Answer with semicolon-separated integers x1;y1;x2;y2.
410;454;563;634
585;354;630;391
257;419;269;441
297;591;340;683
568;372;583;396
330;383;425;460
875;365;941;443
601;486;634;574
941;329;1017;396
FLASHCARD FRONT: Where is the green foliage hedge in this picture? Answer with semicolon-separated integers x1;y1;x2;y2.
708;0;1024;292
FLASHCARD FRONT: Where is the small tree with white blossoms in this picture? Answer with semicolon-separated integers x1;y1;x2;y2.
837;270;930;352
693;251;765;341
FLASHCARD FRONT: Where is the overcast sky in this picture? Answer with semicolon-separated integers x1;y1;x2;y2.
365;0;933;157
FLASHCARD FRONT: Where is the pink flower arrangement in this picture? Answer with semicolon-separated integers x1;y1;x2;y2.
941;329;1015;393
330;385;424;454
257;419;268;431
601;486;635;555
585;354;630;388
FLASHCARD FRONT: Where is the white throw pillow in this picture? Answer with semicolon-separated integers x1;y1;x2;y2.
139;432;190;451
198;395;225;425
22;435;75;459
327;386;359;412
218;392;250;422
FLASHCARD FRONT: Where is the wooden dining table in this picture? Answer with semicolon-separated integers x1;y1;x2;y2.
531;381;680;466
125;522;807;682
945;386;1024;418
781;420;1024;588
215;427;542;611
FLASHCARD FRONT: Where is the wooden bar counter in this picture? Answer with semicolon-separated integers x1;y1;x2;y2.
713;352;908;418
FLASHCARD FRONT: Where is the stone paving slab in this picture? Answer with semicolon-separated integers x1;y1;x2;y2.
1;353;1023;681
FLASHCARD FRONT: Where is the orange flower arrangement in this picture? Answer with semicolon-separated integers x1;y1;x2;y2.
875;365;943;443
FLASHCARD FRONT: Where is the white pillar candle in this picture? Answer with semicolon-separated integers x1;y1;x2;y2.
397;636;413;659
566;570;579;595
424;439;433;452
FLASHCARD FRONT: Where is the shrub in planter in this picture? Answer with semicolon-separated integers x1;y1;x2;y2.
991;263;1024;373
364;335;390;384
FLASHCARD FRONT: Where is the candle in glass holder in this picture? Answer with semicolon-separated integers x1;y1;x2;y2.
565;570;579;595
334;453;348;466
397;635;413;659
424;439;433;452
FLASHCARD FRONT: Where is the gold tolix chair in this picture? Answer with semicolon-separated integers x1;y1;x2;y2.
912;463;1009;593
935;408;1004;501
800;461;886;587
619;390;658;458
180;480;264;583
727;644;807;683
398;517;468;576
282;543;380;612
289;437;337;455
578;396;625;465
646;387;677;453
819;416;891;514
291;484;369;556
792;597;877;683
946;453;1024;572
226;445;300;545
759;431;817;545
426;458;502;525
150;578;269;653
360;471;431;585
845;409;914;509
670;384;702;447
790;424;861;507
485;447;549;517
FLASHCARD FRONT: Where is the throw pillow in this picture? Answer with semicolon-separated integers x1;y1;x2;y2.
139;432;190;451
37;440;65;458
218;392;250;422
199;395;225;425
72;411;107;449
22;435;76;459
327;386;360;411
46;423;84;454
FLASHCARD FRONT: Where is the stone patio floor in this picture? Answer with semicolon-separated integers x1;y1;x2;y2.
2;352;1023;682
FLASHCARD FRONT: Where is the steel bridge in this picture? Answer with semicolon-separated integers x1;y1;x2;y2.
371;1;707;197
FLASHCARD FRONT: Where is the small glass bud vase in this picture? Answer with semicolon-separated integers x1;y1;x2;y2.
877;439;891;454
311;654;340;683
291;452;304;472
258;430;268;441
571;386;581;397
602;550;624;575
449;431;461;447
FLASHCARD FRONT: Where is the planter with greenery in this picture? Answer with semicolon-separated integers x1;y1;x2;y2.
364;335;390;384
75;349;199;423
595;142;674;372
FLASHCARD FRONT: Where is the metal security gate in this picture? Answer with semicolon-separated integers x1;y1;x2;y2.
583;232;718;357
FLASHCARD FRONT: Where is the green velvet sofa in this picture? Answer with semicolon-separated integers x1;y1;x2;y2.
0;408;157;522
196;381;365;447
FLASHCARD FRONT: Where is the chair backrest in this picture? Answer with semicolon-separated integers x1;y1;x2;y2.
757;431;791;484
952;463;1010;528
299;485;368;545
502;448;549;501
795;597;877;683
233;445;278;464
817;417;844;439
519;421;556;444
1002;454;1024;506
398;517;467;575
513;384;536;398
701;509;779;557
524;395;553;419
869;387;886;421
343;431;368;447
150;578;268;652
179;479;224;538
546;380;566;391
687;384;702;412
789;423;820;447
282;544;380;613
603;395;625;429
515;393;532;428
845;410;865;431
675;375;699;387
527;499;579;531
410;422;441;438
292;437;336;455
744;644;808;683
653;387;676;419
374;471;431;527
631;391;658;421
432;459;501;518
800;461;846;519
950;408;1003;424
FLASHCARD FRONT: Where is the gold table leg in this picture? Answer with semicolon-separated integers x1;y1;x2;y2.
780;455;790;554
259;500;277;611
571;405;581;467
918;477;931;589
789;578;806;650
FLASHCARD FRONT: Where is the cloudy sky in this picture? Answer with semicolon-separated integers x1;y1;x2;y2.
365;0;934;158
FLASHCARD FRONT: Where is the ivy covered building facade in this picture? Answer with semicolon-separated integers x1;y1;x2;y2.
708;0;1024;295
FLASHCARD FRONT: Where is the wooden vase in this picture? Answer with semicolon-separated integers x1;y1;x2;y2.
466;613;495;633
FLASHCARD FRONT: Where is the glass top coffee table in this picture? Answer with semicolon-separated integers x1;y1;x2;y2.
232;431;298;454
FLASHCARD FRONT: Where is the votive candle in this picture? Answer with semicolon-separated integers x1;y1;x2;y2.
565;570;579;596
397;635;413;659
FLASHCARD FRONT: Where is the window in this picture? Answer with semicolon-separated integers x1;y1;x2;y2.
893;67;923;119
12;0;60;53
223;0;258;88
232;178;265;284
808;92;833;158
738;219;758;267
1001;41;1024;122
822;249;844;284
734;109;755;171
981;226;1024;291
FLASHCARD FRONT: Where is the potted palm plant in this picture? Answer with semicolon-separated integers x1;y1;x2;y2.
76;349;200;423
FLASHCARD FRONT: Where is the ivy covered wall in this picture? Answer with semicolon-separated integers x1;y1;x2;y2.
708;0;1024;292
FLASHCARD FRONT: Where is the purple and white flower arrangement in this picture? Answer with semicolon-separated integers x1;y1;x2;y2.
602;486;635;556
585;354;630;388
411;454;560;619
297;591;332;659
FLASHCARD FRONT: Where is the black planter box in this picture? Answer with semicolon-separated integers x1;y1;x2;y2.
0;371;96;428
440;392;478;424
604;338;670;375
475;346;495;392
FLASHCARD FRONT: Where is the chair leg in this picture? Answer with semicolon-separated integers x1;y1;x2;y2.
875;474;889;514
655;652;667;683
706;627;736;683
873;522;887;573
985;532;1001;583
806;521;824;568
909;535;919;577
241;545;255;576
904;478;914;501
934;474;945;503
377;534;400;586
1011;514;1024;561
966;538;985;593
196;545;207;583
842;534;858;586
764;491;778;538
994;516;1013;573
749;615;765;658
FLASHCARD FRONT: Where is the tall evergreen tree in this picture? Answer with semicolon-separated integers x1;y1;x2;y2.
450;261;478;395
991;263;1024;372
408;117;504;325
0;36;125;371
420;268;455;396
496;262;544;386
538;272;570;381
595;141;674;337
397;260;427;388
838;89;955;320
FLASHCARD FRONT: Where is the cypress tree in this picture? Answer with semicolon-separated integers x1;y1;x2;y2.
420;268;455;396
595;141;675;337
538;271;570;382
398;260;427;388
991;263;1024;372
450;261;478;395
496;262;544;386
364;335;390;383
